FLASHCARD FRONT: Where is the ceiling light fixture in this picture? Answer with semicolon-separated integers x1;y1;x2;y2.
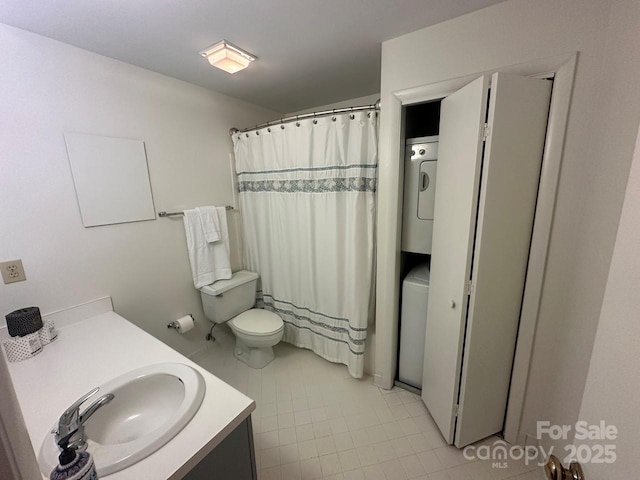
199;40;256;74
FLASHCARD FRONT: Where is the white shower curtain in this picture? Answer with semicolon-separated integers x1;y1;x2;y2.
232;111;377;378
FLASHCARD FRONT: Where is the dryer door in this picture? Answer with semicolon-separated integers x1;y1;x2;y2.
417;160;437;220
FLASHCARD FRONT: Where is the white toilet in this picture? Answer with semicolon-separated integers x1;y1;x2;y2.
199;270;284;369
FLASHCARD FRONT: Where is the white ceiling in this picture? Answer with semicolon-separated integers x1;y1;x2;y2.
0;0;506;113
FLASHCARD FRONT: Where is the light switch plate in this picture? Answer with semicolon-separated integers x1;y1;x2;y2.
1;259;27;284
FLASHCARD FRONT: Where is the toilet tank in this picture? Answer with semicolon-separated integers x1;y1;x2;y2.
200;270;259;324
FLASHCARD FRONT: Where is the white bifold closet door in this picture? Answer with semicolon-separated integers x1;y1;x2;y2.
421;72;552;447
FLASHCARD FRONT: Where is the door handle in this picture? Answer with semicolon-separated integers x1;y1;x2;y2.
544;455;585;480
420;172;430;192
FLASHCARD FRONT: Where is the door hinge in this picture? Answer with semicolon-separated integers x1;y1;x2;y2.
466;280;473;296
454;404;460;417
483;123;490;141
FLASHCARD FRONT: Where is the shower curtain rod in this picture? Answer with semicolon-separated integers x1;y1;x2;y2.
229;99;381;136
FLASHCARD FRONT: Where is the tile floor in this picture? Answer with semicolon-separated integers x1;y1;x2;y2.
192;325;546;480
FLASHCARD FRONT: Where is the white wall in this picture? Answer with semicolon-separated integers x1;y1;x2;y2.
0;24;280;358
377;0;640;447
577;128;640;477
286;93;380;116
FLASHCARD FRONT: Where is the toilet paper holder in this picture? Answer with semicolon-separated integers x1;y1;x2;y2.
167;314;194;330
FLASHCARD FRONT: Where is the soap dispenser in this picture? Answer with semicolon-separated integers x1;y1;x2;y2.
49;440;98;480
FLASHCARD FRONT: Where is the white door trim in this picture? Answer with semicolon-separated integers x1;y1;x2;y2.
373;52;578;446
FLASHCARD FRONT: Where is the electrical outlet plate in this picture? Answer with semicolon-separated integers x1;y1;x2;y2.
1;259;27;284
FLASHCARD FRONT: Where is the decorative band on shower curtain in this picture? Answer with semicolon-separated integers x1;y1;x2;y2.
232;110;377;378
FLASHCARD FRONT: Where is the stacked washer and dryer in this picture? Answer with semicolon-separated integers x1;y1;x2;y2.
398;136;438;390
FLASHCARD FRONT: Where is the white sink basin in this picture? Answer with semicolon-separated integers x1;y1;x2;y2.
39;363;205;477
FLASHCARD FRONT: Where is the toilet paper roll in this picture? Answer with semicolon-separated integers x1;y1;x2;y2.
174;315;194;333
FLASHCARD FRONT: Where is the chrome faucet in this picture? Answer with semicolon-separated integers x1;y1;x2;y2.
53;387;115;451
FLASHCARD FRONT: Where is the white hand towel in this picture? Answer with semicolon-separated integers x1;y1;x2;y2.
196;206;221;243
183;207;232;288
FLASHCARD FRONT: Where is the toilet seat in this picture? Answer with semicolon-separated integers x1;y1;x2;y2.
229;309;283;336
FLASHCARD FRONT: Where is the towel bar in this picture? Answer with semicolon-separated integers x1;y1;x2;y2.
158;206;234;217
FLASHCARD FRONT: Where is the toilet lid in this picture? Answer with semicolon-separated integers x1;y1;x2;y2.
230;309;284;336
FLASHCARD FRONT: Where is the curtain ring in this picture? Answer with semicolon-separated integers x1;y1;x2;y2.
312;113;317;125
267;127;271;133
245;133;249;138
349;107;355;120
331;109;336;122
280;119;285;130
367;111;371;118
296;115;300;127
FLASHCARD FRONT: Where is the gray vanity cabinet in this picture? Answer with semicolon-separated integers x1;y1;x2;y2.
183;417;257;480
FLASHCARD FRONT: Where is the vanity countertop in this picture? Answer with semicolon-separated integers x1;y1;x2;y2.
4;310;255;479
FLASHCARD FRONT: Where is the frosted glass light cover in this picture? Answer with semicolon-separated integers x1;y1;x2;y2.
200;40;256;74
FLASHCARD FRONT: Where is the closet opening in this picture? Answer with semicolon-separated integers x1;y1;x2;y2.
375;52;578;447
393;72;553;447
395;99;442;394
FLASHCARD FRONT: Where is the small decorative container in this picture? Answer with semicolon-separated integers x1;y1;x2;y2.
6;307;43;337
39;319;58;345
3;332;43;362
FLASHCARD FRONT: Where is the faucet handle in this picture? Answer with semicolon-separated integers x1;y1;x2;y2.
79;393;115;425
59;387;99;426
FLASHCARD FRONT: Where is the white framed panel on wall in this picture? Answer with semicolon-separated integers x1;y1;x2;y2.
64;132;156;227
